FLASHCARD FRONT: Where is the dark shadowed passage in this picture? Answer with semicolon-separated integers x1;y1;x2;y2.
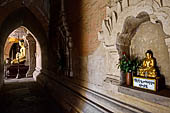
0;78;63;113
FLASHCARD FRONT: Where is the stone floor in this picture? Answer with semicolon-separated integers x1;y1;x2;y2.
0;78;63;113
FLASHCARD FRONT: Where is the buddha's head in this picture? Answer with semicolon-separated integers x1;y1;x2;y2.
19;40;24;47
145;50;153;59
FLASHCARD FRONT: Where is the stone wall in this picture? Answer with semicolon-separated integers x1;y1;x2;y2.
47;0;170;113
65;0;106;56
63;0;108;86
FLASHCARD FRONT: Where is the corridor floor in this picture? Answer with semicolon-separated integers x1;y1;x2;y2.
0;78;63;113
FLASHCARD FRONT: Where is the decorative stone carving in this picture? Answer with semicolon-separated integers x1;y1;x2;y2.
58;0;73;77
98;7;121;84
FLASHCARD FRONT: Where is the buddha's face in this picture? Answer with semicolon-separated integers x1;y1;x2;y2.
146;53;151;59
19;41;24;47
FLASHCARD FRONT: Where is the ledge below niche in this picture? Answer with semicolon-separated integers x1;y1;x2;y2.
118;85;170;108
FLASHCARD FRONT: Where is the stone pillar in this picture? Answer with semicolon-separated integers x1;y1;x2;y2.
61;0;73;77
26;34;36;77
24;40;29;66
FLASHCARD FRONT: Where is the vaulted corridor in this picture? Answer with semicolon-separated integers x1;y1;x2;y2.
0;78;63;113
0;0;170;113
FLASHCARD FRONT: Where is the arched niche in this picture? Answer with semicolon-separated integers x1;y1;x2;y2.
130;21;170;87
117;11;170;87
98;0;170;91
116;11;150;84
0;7;48;86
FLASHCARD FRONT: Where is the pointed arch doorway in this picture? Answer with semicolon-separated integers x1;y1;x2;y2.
0;7;49;86
4;26;42;80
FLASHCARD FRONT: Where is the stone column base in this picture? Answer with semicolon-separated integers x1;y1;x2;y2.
26;69;35;77
33;67;41;81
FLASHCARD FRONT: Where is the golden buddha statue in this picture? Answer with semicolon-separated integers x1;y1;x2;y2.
139;50;157;78
11;40;26;64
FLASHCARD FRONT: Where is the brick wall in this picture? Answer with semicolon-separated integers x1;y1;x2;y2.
65;0;106;56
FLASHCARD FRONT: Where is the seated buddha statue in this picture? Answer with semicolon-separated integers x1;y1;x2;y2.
11;40;26;64
139;50;157;78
